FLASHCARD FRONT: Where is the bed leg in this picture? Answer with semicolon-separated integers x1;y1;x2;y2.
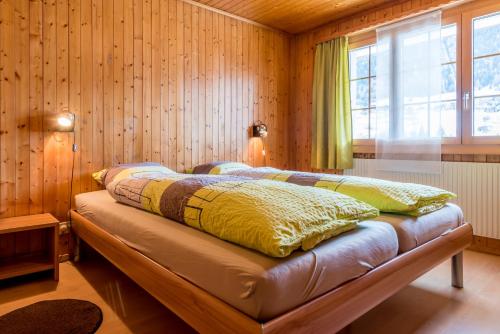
73;235;81;262
451;252;463;288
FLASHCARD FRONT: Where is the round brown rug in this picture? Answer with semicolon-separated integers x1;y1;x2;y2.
0;299;102;334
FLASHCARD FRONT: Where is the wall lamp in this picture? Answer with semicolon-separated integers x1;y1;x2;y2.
47;111;77;222
251;121;268;165
251;121;268;138
55;112;76;132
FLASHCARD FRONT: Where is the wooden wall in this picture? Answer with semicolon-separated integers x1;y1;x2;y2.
288;0;461;171
0;0;290;221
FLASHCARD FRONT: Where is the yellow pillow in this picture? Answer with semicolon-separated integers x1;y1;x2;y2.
192;161;251;175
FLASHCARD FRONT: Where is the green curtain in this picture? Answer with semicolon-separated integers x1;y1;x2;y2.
311;37;353;170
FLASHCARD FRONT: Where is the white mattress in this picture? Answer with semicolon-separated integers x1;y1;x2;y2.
75;190;399;320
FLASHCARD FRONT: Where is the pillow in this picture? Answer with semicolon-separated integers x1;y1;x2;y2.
92;162;175;186
191;161;251;175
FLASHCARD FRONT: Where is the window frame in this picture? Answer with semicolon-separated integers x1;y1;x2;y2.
461;1;500;144
441;12;462;145
348;0;500;153
348;32;376;147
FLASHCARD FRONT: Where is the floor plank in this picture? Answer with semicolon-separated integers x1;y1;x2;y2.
0;250;499;333
0;256;195;334
352;250;500;334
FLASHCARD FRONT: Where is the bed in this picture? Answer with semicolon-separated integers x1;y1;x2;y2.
75;190;399;320
71;191;472;333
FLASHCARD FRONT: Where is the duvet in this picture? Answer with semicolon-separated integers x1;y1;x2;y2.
100;164;379;257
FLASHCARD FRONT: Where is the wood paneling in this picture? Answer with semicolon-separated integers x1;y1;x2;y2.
310;0;464;44
468;235;500;256
0;0;290;221
288;0;464;171
190;0;395;34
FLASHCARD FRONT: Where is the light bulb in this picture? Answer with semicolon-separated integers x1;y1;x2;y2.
54;112;75;131
57;116;72;127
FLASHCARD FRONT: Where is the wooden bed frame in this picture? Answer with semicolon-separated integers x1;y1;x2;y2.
70;210;472;334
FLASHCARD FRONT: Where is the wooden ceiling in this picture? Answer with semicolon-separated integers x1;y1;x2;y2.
191;0;394;34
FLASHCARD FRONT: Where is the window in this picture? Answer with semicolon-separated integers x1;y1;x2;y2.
349;25;457;140
349;45;376;139
472;12;500;137
349;1;500;146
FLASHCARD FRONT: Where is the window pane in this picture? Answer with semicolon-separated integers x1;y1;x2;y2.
430;101;456;137
473;55;500;97
369;46;377;76
473;96;500;136
352;109;370;139
472;13;500;138
473;12;500;58
350;79;369;109
374;106;390;138
402;70;433;104
369;108;376;138
442;63;456;101
370;77;376;108
349;47;369;79
441;24;457;63
403;103;429;137
401;32;433;72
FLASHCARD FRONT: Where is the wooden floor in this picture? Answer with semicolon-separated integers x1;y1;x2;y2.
0;250;499;333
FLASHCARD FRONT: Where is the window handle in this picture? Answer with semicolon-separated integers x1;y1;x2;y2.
463;92;470;111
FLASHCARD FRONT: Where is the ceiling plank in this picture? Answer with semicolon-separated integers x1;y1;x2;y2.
191;0;394;33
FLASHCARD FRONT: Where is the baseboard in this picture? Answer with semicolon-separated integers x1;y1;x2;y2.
468;235;500;256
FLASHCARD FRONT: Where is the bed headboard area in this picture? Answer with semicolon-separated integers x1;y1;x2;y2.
0;0;291;220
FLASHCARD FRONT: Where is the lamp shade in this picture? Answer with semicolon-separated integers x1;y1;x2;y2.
54;112;75;132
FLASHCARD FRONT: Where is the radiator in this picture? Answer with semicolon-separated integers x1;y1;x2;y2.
345;159;500;239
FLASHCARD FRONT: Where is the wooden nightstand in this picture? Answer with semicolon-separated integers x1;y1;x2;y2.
0;214;59;281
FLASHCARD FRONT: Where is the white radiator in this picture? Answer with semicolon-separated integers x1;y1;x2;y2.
345;159;500;239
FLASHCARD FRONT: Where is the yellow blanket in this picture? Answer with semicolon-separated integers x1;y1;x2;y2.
104;168;379;257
